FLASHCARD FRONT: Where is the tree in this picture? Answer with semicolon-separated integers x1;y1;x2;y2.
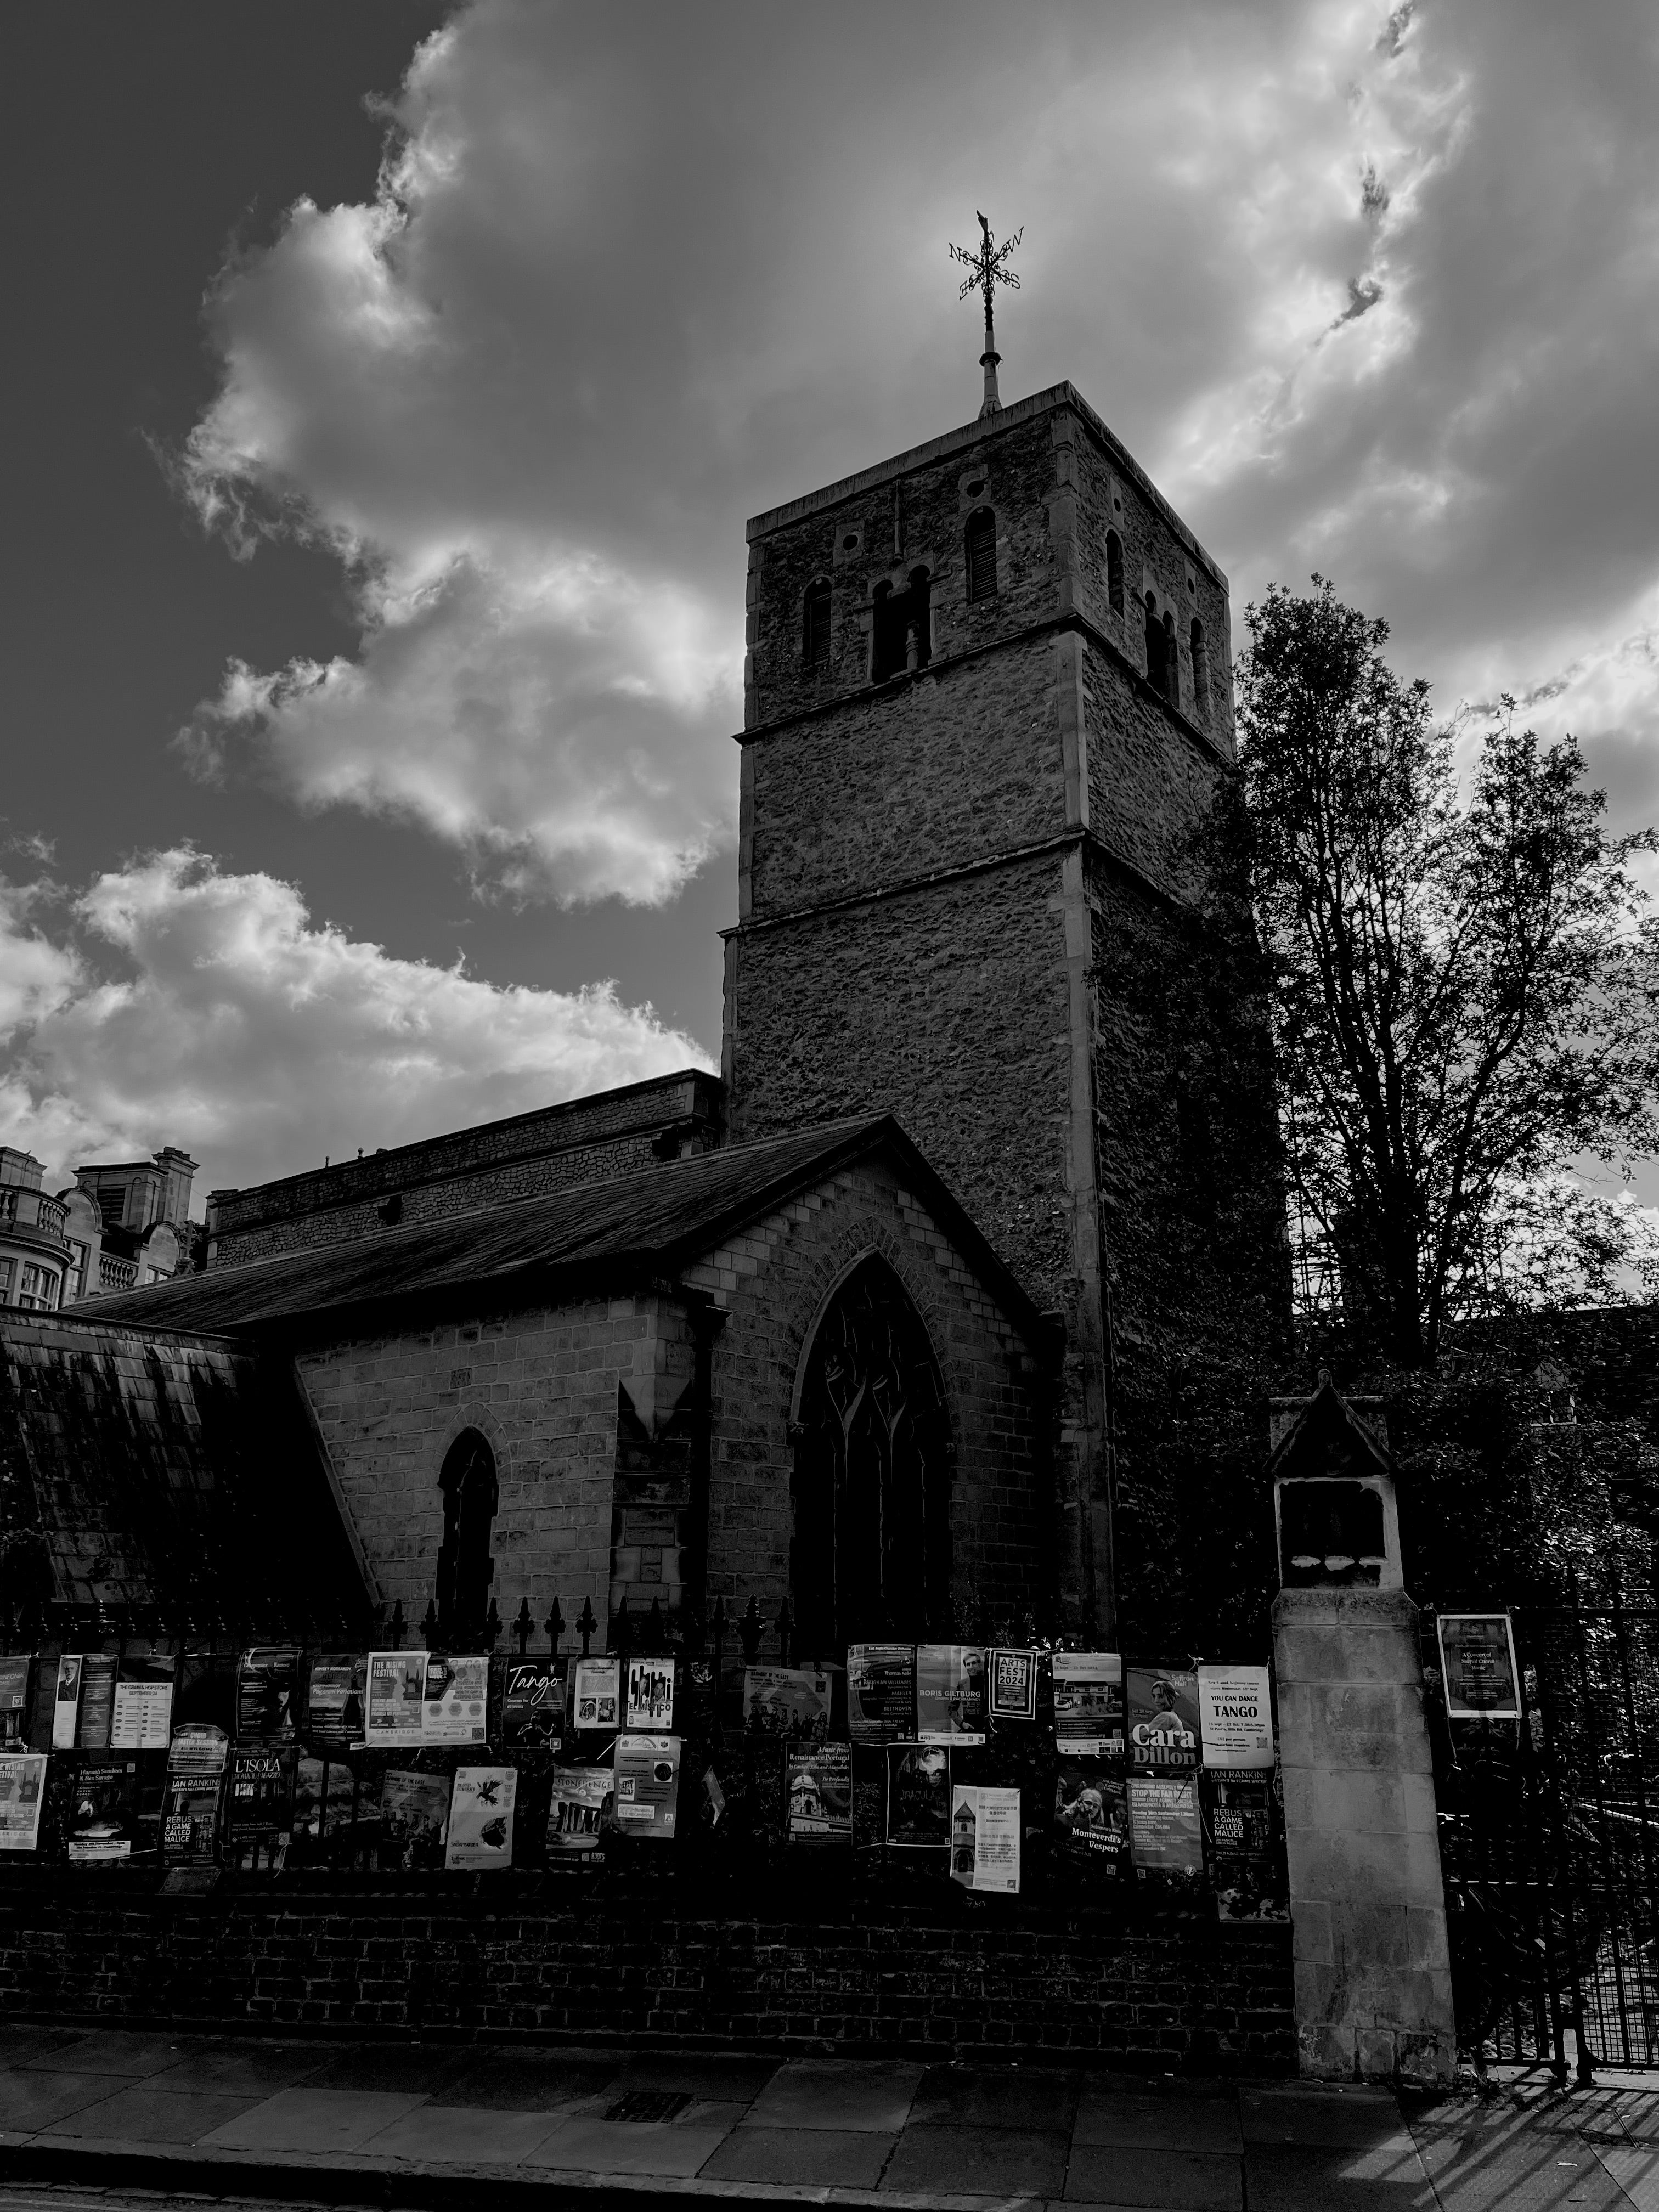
1231;577;1659;1365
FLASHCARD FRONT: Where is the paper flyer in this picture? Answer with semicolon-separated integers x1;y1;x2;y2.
291;1755;354;1846
546;1764;612;1860
1197;1664;1274;1769
743;1664;834;1741
885;1744;951;1849
110;1656;175;1751
624;1656;675;1731
225;1745;296;1839
950;1784;1021;1893
304;1655;366;1747
572;1655;621;1731
916;1645;988;1745
364;1652;426;1746
52;1655;83;1750
1200;1769;1287;1921
1125;1667;1201;1772
67;1760;138;1864
612;1734;680;1836
236;1648;299;1740
988;1648;1039;1723
421;1653;489;1742
380;1768;451;1868
162;1773;222;1864
0;1655;29;1745
1128;1773;1204;1878
1053;1761;1132;1880
501;1656;565;1747
786;1742;852;1845
847;1644;916;1742
1053;1651;1125;1758
444;1765;517;1870
77;1655;116;1748
1437;1613;1521;1720
167;1723;229;1773
0;1753;47;1851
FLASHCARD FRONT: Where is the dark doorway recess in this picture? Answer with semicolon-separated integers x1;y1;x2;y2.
436;1426;498;1640
871;568;932;682
791;1255;952;1650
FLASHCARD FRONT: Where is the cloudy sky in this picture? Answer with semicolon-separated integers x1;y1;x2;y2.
5;0;1658;1209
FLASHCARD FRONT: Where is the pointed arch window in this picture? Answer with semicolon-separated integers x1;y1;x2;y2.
1190;615;1209;721
1164;611;1179;710
872;567;932;682
1144;592;1166;696
964;506;998;603
1106;530;1125;616
803;577;831;670
436;1427;498;1642
791;1256;952;1651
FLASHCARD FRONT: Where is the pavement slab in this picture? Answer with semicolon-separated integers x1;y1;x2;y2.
139;2041;329;2095
524;2115;735;2175
910;2066;1081;2134
1064;2144;1243;2210
0;2072;129;2137
1241;2085;1414;2149
439;2050;620;2110
33;2087;265;2145
703;2122;899;2186
883;2123;1070;2197
1408;2106;1634;2210
300;2045;473;2097
19;2033;186;2079
197;2084;431;2154
354;2101;567;2163
1073;2091;1243;2155
1246;2143;1439;2210
749;2058;926;2133
612;2052;780;2101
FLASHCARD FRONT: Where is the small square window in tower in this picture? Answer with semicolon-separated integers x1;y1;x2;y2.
803;577;831;671
964;506;998;603
871;566;933;682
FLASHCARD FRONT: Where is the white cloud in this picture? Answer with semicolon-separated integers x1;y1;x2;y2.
0;849;709;1195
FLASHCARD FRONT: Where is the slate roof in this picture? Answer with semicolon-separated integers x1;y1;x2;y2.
89;1117;1054;1346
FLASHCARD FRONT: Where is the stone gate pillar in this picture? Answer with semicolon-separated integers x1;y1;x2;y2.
1269;1376;1457;2086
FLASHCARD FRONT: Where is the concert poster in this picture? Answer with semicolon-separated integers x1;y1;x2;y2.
988;1647;1039;1723
847;1644;916;1742
885;1744;951;1850
786;1742;851;1846
1053;1760;1131;1881
545;1764;611;1861
1125;1667;1201;1773
421;1653;489;1743
236;1648;299;1740
916;1645;988;1746
1052;1651;1125;1759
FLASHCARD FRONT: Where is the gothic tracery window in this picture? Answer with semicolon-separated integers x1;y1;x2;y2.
791;1256;951;1651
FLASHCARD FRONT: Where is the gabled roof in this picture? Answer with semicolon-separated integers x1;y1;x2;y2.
89;1117;1057;1348
1268;1372;1392;1482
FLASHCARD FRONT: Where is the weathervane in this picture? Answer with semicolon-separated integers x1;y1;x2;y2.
950;212;1022;419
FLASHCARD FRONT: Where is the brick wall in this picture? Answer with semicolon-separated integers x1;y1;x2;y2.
0;1879;1295;2068
207;1071;720;1271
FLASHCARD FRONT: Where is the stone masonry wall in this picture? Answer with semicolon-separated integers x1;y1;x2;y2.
684;1153;1049;1632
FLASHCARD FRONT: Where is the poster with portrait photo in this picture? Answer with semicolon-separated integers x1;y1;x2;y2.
743;1665;834;1742
52;1655;83;1750
885;1744;950;1850
1053;1760;1131;1882
916;1645;988;1746
848;1645;916;1742
624;1657;675;1732
1126;1667;1201;1773
236;1648;298;1741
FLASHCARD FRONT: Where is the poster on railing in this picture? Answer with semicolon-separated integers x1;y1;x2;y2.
111;1656;174;1752
225;1745;296;1841
77;1655;117;1749
612;1734;680;1837
380;1768;450;1869
162;1772;222;1865
572;1655;620;1731
624;1656;675;1731
916;1645;988;1745
743;1665;834;1741
304;1655;366;1748
1125;1667;1200;1772
1437;1613;1521;1720
848;1644;915;1742
52;1655;83;1750
885;1744;951;1850
1053;1652;1124;1758
167;1723;229;1774
786;1742;851;1846
989;1647;1039;1723
0;1655;29;1745
445;1766;518;1870
501;1656;565;1747
1200;1769;1286;1921
0;1753;47;1851
421;1654;489;1743
1053;1762;1131;1882
1196;1664;1274;1769
1128;1774;1203;1882
236;1648;299;1740
291;1754;354;1847
364;1652;426;1746
67;1759;138;1864
950;1784;1020;1893
546;1764;611;1861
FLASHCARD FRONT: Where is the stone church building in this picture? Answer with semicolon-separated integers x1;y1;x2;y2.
5;381;1286;1654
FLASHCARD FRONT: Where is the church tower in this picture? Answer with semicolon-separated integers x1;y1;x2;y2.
722;380;1286;1637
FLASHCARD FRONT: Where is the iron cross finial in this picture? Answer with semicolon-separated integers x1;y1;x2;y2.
950;213;1022;419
